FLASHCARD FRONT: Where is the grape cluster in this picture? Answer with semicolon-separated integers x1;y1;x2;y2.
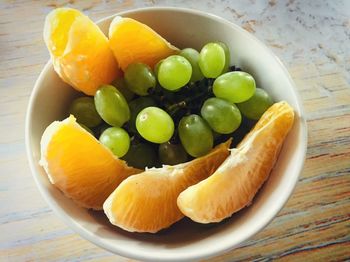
68;42;273;169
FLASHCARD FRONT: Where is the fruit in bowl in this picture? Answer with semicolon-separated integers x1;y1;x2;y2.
26;7;307;261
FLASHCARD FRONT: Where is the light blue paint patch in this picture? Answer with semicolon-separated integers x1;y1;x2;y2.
0;228;73;249
0;207;52;225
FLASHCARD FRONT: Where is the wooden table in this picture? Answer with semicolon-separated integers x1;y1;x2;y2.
1;0;349;261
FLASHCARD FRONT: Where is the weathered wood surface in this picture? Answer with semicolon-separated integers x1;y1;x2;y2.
0;0;349;261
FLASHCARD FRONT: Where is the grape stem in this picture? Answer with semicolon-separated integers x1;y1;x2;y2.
166;101;187;115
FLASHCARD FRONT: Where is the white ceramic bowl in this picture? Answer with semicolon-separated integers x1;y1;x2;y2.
26;7;307;262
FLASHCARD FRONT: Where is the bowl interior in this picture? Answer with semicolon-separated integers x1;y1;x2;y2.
26;7;307;262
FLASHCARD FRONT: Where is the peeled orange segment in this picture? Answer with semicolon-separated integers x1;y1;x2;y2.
39;115;140;210
103;140;231;233
177;101;295;223
108;16;179;71
44;8;121;95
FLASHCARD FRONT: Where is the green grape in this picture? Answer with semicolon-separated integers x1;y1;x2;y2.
124;63;156;96
158;142;188;165
94;85;130;127
179;48;204;82
158;55;192;91
216;41;230;73
79;123;94;136
128;97;157;133
213;71;256;103
111;77;135;102
136;107;174;143
201;97;242;134
178;114;213;157
237;88;274;120
122;142;157;169
69;97;102;127
198;42;225;78
99;127;130;157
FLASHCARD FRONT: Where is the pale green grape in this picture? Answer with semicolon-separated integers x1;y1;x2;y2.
128;97;157;133
99;127;130;157
94;85;130;127
124;63;156;96
237;88;274;120
69;97;102;127
111;77;135;102
201;97;242;134
122;142;157;169
198;42;225;78
158;142;188;165
213;71;256;103
178;114;213;157
216;41;230;73
136;107;174;143
179;48;204;82
158;55;192;91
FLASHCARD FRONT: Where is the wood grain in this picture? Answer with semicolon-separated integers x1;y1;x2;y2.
1;0;349;261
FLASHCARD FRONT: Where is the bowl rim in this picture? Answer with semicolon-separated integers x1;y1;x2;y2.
25;6;308;262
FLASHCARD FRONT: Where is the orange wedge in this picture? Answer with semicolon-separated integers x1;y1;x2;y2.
44;8;121;95
177;101;295;223
103;140;231;233
108;16;179;71
39;115;140;210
